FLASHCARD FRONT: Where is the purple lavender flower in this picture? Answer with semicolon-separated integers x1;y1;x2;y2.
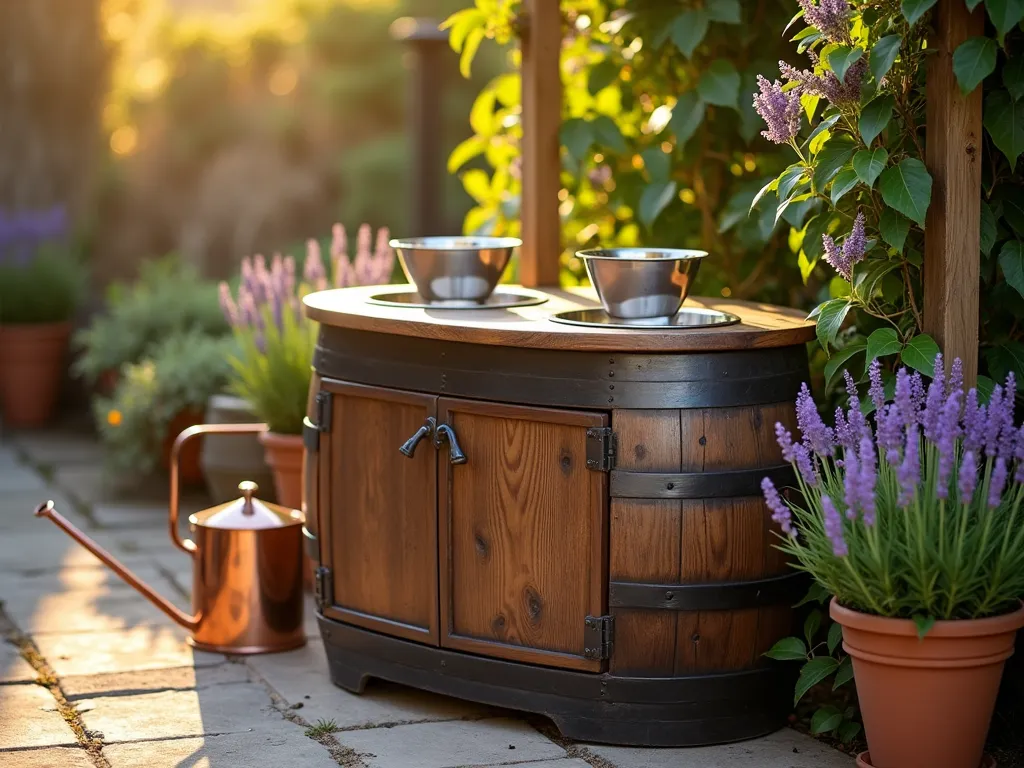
762;477;796;537
238;288;259;329
897;423;920;508
857;435;878;525
935;390;962;499
794;443;819;487
284;255;297;299
844;370;870;445
910;371;926;412
948;357;964;399
303;238;327;291
989;457;1009;508
781;51;865;106
218;282;239;328
822;496;849;557
331;224;352;288
985;385;1006;458
893;367;916;427
959;450;978;504
798;0;852;45
373;226;396;284
868;358;885;412
999;372;1017;458
775;422;796;462
922;353;946;442
753;75;803;145
843;445;860;519
353;224;374;285
796;382;834;455
876;404;904;466
963;388;986;453
1015;425;1024;483
834;406;855;449
822;233;849;280
843;211;867;264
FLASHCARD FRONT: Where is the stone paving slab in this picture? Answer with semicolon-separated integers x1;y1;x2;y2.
4;563;172;596
10;431;104;467
0;746;95;768
0;528;92;572
0;639;38;684
33;625;223;677
0;467;47;492
0;492;76;530
582;729;855;767
3;588;180;634
336;717;566;768
75;680;298;743
0;683;78;750
62;661;251;699
505;762;593;768
248;638;495;729
101;730;341;767
53;465;109;506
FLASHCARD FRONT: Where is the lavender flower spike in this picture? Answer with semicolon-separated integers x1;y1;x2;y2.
893;367;916;427
842;212;867;269
962;388;986;453
796;383;834;455
897;423;920;508
1015;424;1024;483
959;450;979;505
948;357;964;398
798;0;852;45
989;457;1008;509
876;404;904;466
868;358;885;412
218;282;239;328
922;353;946;442
822;496;849;557
793;443;819;487
775;422;797;462
857;435;878;526
843;445;860;519
935;390;962;499
822;233;850;280
753;75;803;145
762;477;796;537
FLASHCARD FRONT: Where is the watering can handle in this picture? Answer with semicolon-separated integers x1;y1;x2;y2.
169;422;269;555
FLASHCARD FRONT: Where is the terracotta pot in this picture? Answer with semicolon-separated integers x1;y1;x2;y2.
161;409;205;485
259;431;312;589
0;322;71;428
832;599;1024;768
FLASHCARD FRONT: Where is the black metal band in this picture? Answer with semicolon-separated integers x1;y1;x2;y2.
609;571;808;612
302;525;319;563
314;327;809;410
611;464;795;499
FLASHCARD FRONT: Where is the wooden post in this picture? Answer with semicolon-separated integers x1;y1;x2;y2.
518;0;562;287
923;0;984;384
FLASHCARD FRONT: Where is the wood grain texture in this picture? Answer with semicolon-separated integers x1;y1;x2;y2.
924;0;984;386
304;285;816;352
321;380;439;644
439;398;607;671
609;410;682;676
304;372;322;541
519;0;562;288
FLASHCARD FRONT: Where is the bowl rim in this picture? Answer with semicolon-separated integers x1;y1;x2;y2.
389;236;523;250
575;247;709;262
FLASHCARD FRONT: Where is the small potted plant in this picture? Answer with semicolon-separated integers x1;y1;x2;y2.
0;207;86;427
218;223;394;509
763;356;1024;768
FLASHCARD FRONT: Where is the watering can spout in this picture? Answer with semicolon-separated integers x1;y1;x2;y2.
33;500;200;632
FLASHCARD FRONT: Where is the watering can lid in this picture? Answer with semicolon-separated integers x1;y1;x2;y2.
189;481;304;530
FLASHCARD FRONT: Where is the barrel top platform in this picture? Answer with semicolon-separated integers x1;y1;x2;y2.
303;285;816;353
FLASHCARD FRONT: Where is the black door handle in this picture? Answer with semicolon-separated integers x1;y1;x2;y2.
399;417;436;458
434;423;467;465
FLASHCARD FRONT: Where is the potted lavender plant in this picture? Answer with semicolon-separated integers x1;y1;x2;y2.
218;223;394;509
0;207;85;427
764;357;1024;768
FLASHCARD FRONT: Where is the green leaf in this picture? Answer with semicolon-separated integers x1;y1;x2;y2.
901;334;941;375
751;177;779;212
447;135;486;174
981;202;998;256
831;168;860;205
828;46;864;82
804;610;822;647
707;0;742;23
816;299;852;352
638;181;678;228
587;60;620;96
833;654;855;689
879;207;912;251
813;138;857;190
799;249;818;282
796;582;832;608
670;10;710;59
811;706;844;735
986;0;1024;41
853;148;888;188
838;720;863;743
698;60;741;109
913;614;936;639
953;37;998;95
827;622;843;654
871;35;902;84
560;118;593;163
879;158;933;227
764;636;808;661
901;0;938;26
866;327;903;364
985;343;1024;387
1004;53;1024;101
985;90;1024;170
977;375;997;404
591;115;627;152
803;213;835;260
860;95;894;146
670;91;706;144
807;114;841;147
1001;186;1024;236
999;241;1024;299
642;147;671;183
779;165;809;203
795;656;840;705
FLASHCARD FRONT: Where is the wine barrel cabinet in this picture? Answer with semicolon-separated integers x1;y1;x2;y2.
302;286;815;747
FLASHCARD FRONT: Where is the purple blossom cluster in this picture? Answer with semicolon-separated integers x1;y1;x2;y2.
762;354;1024;557
0;207;67;266
780;51;866;107
822;212;867;281
798;0;852;45
753;75;803;145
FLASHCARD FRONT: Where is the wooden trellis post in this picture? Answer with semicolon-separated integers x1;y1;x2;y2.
923;0;985;384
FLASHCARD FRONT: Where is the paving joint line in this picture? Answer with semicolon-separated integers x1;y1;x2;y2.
525;716;613;768
10;441;100;527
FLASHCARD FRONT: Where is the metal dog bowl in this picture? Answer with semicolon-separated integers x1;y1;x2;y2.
390;236;522;304
576;248;708;320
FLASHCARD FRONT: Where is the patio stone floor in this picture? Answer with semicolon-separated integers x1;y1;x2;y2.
0;428;855;767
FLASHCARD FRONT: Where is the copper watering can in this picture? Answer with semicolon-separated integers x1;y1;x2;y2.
35;424;307;655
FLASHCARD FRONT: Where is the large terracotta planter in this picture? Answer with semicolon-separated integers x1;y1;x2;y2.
832;598;1024;768
199;395;276;503
259;431;311;589
161;408;205;485
0;322;71;428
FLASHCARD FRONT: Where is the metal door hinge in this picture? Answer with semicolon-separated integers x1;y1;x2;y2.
586;427;616;471
314;566;333;612
583;615;614;660
304;392;332;452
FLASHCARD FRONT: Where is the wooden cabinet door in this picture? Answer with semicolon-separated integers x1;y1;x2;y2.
319;380;439;644
437;398;608;671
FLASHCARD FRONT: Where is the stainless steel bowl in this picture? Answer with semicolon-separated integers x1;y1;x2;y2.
576;247;708;320
389;236;522;304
